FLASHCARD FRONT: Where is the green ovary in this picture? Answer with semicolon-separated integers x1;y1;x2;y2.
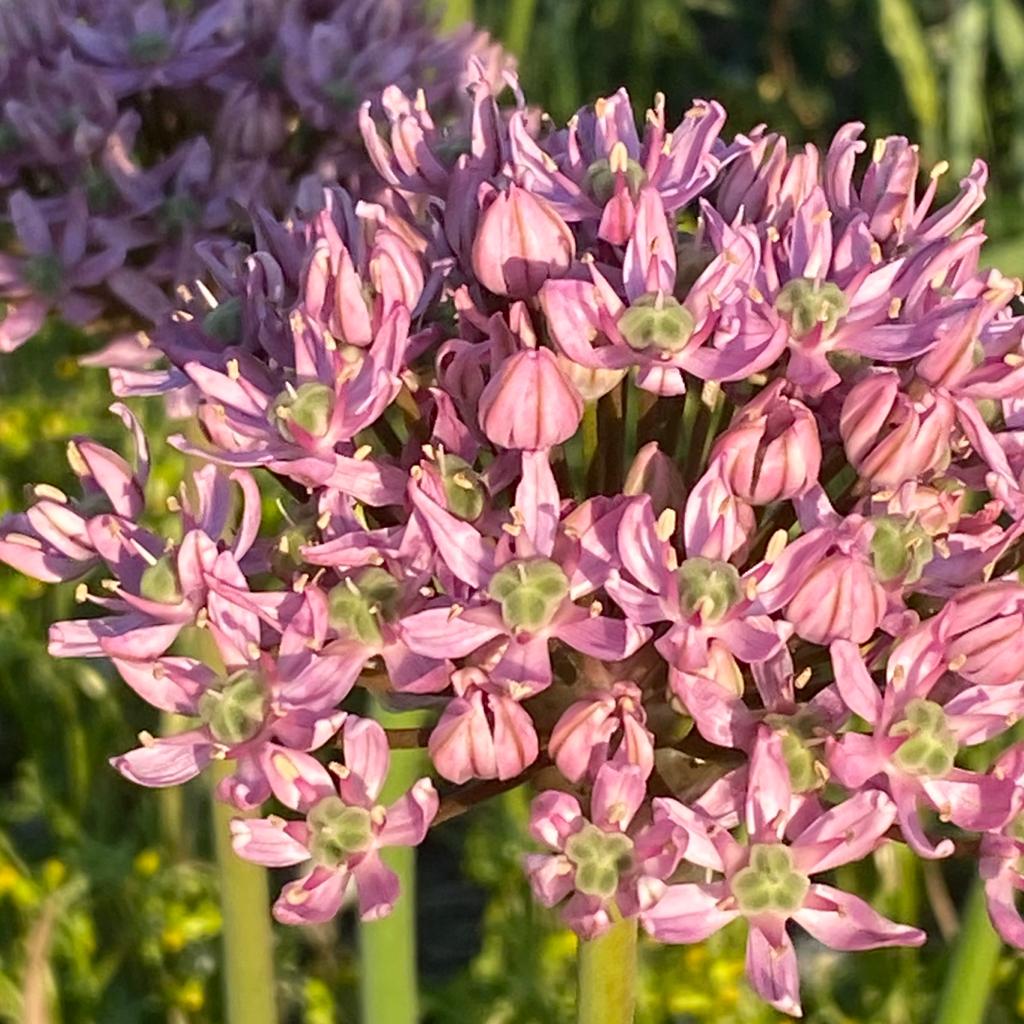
328;567;402;646
564;824;634;900
488;558;570;632
198;670;268;746
308;798;374;866
138;554;183;604
892;699;958;778
272;382;335;440
730;845;810;915
618;293;696;354
439;453;486;522
870;515;933;584
775;278;848;339
676;557;742;623
23;255;63;298
584;156;648;204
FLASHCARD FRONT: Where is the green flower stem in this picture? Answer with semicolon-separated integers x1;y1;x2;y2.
934;879;1002;1024
211;761;279;1024
359;699;429;1024
622;376;640;480
576;914;638;1024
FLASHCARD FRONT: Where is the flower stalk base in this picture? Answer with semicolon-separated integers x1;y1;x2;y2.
576;915;638;1024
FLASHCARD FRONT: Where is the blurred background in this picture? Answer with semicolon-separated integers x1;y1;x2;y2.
2;1;1024;1021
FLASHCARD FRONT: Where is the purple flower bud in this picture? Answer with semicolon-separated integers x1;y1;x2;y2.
471;182;575;297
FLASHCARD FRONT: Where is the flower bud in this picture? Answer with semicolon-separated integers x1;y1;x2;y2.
623;442;685;515
429;668;539;784
471;183;575;297
479;348;583;450
785;553;886;644
676;557;742;624
328;567;402;646
618;292;695;354
774;278;848;338
488;558;570;632
840;371;955;488
869;515;933;585
712;385;821;504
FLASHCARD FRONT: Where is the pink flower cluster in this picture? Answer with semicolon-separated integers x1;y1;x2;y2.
6;64;1024;1016
0;0;506;351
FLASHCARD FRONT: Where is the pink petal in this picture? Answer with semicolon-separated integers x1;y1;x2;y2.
529;790;584;850
794;884;926;950
379;779;439;846
400;606;505;659
341;716;391;803
111;731;211;787
591;763;645;832
745;924;803;1018
230;817;312;867
641;881;737;943
274;866;349;925
353;851;400;921
791;789;896;874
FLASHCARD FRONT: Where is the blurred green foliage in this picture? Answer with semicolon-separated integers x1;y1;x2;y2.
4;2;1024;1021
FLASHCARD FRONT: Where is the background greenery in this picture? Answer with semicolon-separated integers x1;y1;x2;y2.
3;1;1024;1020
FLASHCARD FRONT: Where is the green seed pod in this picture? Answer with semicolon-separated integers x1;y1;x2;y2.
307;797;374;866
870;515;934;585
730;844;810;915
198;670;268;746
438;453;486;522
775;278;848;339
618;293;696;354
564;823;634;899
676;557;742;623
138;554;183;605
487;558;570;632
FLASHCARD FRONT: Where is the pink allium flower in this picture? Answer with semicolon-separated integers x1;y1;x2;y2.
232;717;438;923
525;764;686;939
642;731;925;1016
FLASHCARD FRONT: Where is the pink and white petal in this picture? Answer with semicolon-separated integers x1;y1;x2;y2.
410;485;495;588
230;817;312;867
111;731;212;787
262;746;336;812
382;643;450;694
640;882;737;943
651;799;726;872
745;924;803;1018
274;866;350;926
562;892;613;940
524;852;576;907
791;789;897;875
400;606;505;658
711;616;788;664
794;884;926;950
591;763;646;832
983;864;1024;948
379;779;439;847
353;851;401;921
529;790;584;849
341;717;392;803
745;728;792;841
552;611;651;661
273;709;348;752
891;780;955;859
112;656;211;714
217;755;271;811
829;640;883;722
516;450;561;557
825;733;888;790
920;770;1016;833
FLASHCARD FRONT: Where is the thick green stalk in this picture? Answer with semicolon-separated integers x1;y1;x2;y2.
576;915;638;1024
504;0;538;55
211;761;279;1024
359;701;428;1024
934;880;1002;1024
